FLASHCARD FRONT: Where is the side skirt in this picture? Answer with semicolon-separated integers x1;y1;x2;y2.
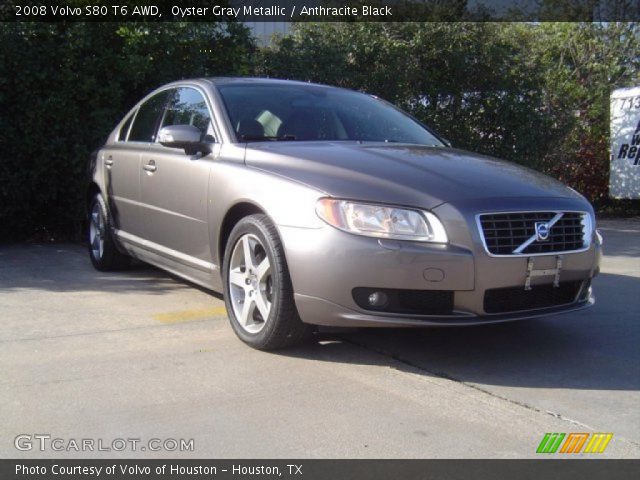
115;230;224;293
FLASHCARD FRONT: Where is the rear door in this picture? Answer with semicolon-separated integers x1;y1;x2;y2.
139;86;216;264
104;91;168;239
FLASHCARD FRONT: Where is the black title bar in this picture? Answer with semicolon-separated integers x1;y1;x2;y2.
3;459;640;480
1;0;639;22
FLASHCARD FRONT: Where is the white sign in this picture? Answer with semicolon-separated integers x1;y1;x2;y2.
610;86;640;199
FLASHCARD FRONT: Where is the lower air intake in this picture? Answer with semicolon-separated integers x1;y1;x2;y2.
483;281;584;314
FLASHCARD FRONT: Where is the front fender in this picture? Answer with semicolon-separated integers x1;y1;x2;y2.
209;145;325;267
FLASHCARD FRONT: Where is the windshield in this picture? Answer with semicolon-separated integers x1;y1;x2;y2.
217;83;443;146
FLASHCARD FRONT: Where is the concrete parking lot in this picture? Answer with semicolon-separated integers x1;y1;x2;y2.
1;219;639;458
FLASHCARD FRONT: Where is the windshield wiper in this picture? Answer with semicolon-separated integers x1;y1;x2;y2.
240;134;297;142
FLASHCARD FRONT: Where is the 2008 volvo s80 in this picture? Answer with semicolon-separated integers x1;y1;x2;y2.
87;78;602;349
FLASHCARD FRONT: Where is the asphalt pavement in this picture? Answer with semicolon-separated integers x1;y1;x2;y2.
1;219;638;458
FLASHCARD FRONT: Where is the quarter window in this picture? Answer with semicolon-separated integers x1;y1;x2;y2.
128;91;169;143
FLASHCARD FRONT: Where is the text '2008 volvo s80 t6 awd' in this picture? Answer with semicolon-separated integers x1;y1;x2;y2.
87;78;602;349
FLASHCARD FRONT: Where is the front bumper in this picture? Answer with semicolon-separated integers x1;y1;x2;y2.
280;211;600;327
293;293;595;328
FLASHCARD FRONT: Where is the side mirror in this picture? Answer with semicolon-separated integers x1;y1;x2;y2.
158;125;211;155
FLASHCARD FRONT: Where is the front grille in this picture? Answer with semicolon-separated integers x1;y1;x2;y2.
352;287;454;315
479;211;586;255
483;281;583;314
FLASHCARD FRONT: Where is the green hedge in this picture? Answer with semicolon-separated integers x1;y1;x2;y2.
0;23;254;242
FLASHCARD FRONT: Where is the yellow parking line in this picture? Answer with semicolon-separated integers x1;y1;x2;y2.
154;306;227;324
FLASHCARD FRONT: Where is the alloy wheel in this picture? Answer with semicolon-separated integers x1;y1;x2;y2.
89;202;105;261
228;233;273;333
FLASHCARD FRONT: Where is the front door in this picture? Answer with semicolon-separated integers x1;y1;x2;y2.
139;87;216;265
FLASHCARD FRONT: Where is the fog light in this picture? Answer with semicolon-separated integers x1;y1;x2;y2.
368;291;388;307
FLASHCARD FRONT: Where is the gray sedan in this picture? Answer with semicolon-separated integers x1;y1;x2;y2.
87;78;602;349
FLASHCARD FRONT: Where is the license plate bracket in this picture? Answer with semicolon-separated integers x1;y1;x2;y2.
524;255;563;290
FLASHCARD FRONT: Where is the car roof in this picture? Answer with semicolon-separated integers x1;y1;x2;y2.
202;77;333;89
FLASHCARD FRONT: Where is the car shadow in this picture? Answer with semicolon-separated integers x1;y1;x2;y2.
279;271;640;392
0;244;207;296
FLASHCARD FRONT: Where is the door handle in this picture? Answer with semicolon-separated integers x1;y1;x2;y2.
104;156;114;168
143;160;157;173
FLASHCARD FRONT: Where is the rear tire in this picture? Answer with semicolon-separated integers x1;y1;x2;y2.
87;193;130;271
222;214;312;350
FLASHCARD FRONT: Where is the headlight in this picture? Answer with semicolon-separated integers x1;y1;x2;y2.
315;198;448;243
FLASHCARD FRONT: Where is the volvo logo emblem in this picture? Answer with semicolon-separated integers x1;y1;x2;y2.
535;222;551;241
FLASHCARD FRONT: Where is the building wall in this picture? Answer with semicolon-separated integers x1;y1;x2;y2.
243;21;292;45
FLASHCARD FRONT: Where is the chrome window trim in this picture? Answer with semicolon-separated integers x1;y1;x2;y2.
475;210;592;258
116;111;137;142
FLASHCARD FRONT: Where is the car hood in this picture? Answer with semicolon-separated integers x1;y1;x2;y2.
244;142;584;209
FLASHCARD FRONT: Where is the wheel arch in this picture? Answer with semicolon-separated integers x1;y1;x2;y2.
86;182;101;209
218;201;267;266
85;183;102;233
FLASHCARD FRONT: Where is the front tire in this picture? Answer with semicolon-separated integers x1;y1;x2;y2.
87;193;130;271
222;214;312;350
